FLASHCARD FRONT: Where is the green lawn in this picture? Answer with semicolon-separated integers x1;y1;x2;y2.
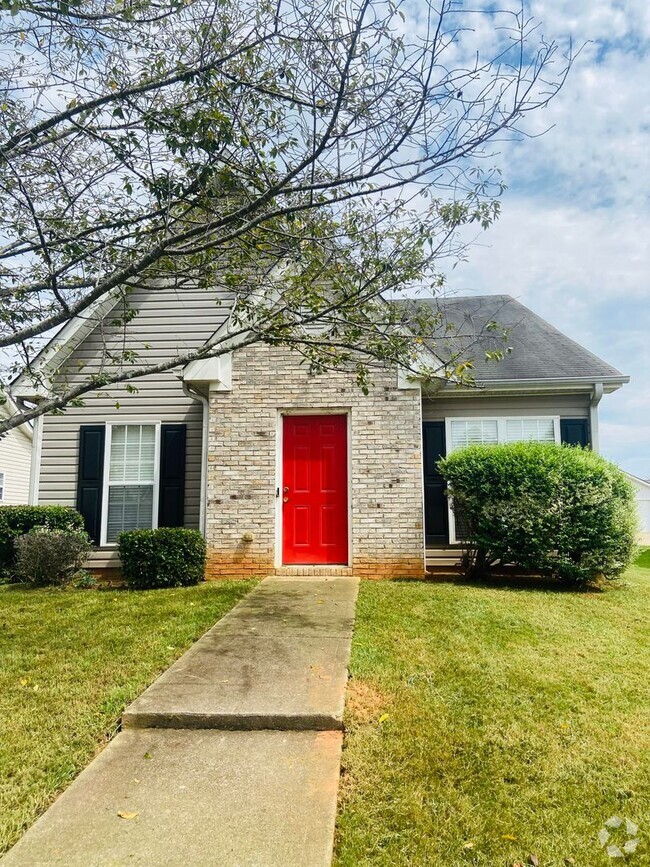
336;555;650;866
0;580;256;854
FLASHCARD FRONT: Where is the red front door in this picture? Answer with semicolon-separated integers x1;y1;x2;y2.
282;415;348;565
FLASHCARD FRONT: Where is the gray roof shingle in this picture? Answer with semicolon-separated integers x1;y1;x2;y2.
399;294;624;382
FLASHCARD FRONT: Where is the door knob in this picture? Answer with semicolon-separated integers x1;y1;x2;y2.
283;496;289;503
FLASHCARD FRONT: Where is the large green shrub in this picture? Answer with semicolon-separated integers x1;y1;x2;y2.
119;527;206;589
438;442;638;583
14;527;92;586
0;505;85;581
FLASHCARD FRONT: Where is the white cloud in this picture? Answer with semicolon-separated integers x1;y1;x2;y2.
503;46;650;211
530;0;650;43
445;199;650;331
436;0;650;474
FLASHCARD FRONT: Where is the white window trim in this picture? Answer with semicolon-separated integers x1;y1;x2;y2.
100;421;161;547
0;471;4;501
445;416;561;544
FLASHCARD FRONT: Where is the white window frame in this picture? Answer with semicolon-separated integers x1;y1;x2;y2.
0;471;4;501
444;416;561;544
100;421;161;547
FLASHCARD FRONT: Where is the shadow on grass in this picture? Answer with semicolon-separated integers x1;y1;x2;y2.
635;547;650;569
397;548;650;594
394;573;592;594
0;581;40;593
0;581;125;593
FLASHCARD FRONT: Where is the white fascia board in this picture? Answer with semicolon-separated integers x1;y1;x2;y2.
427;375;629;398
0;398;34;441
486;375;629;390
11;290;121;399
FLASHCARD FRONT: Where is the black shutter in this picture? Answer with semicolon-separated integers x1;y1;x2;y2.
560;418;590;448
76;425;105;544
158;424;186;527
423;422;449;543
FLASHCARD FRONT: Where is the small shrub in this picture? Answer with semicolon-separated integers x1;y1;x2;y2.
119;527;206;589
0;505;85;582
438;442;638;584
72;569;98;590
15;527;92;586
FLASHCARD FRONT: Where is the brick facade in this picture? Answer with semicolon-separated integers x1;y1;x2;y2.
205;343;425;579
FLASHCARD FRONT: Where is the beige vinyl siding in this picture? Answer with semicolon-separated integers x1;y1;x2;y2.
0;424;32;504
38;283;232;562
422;393;590;421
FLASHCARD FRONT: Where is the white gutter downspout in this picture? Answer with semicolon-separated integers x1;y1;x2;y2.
182;383;209;537
590;382;603;452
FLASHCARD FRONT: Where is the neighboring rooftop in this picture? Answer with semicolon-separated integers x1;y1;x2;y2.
401;294;626;383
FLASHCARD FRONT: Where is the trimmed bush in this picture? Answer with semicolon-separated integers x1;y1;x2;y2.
14;527;92;586
0;505;85;581
119;527;206;589
438;442;638;583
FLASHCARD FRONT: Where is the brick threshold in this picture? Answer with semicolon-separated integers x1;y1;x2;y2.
274;565;354;577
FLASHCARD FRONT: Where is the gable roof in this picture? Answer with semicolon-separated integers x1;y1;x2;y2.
11;286;628;400
11;278;447;400
401;294;627;386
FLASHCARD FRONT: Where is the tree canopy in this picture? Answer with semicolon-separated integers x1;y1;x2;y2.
0;0;572;431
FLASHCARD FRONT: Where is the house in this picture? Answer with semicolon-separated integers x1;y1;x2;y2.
0;398;33;505
11;290;628;578
625;473;650;544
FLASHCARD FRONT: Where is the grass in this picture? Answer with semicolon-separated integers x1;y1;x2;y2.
335;554;650;866
0;579;256;854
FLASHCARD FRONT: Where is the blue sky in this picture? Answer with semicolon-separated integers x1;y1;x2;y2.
441;0;650;478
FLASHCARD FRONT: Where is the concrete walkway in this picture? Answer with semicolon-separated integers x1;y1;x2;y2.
2;575;359;867
123;575;357;731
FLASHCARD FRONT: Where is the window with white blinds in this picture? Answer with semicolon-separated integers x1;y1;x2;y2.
447;416;559;454
449;419;499;451
104;424;158;543
505;417;555;443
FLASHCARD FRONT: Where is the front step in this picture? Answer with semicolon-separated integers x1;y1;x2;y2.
274;565;354;577
122;575;359;731
426;546;463;573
